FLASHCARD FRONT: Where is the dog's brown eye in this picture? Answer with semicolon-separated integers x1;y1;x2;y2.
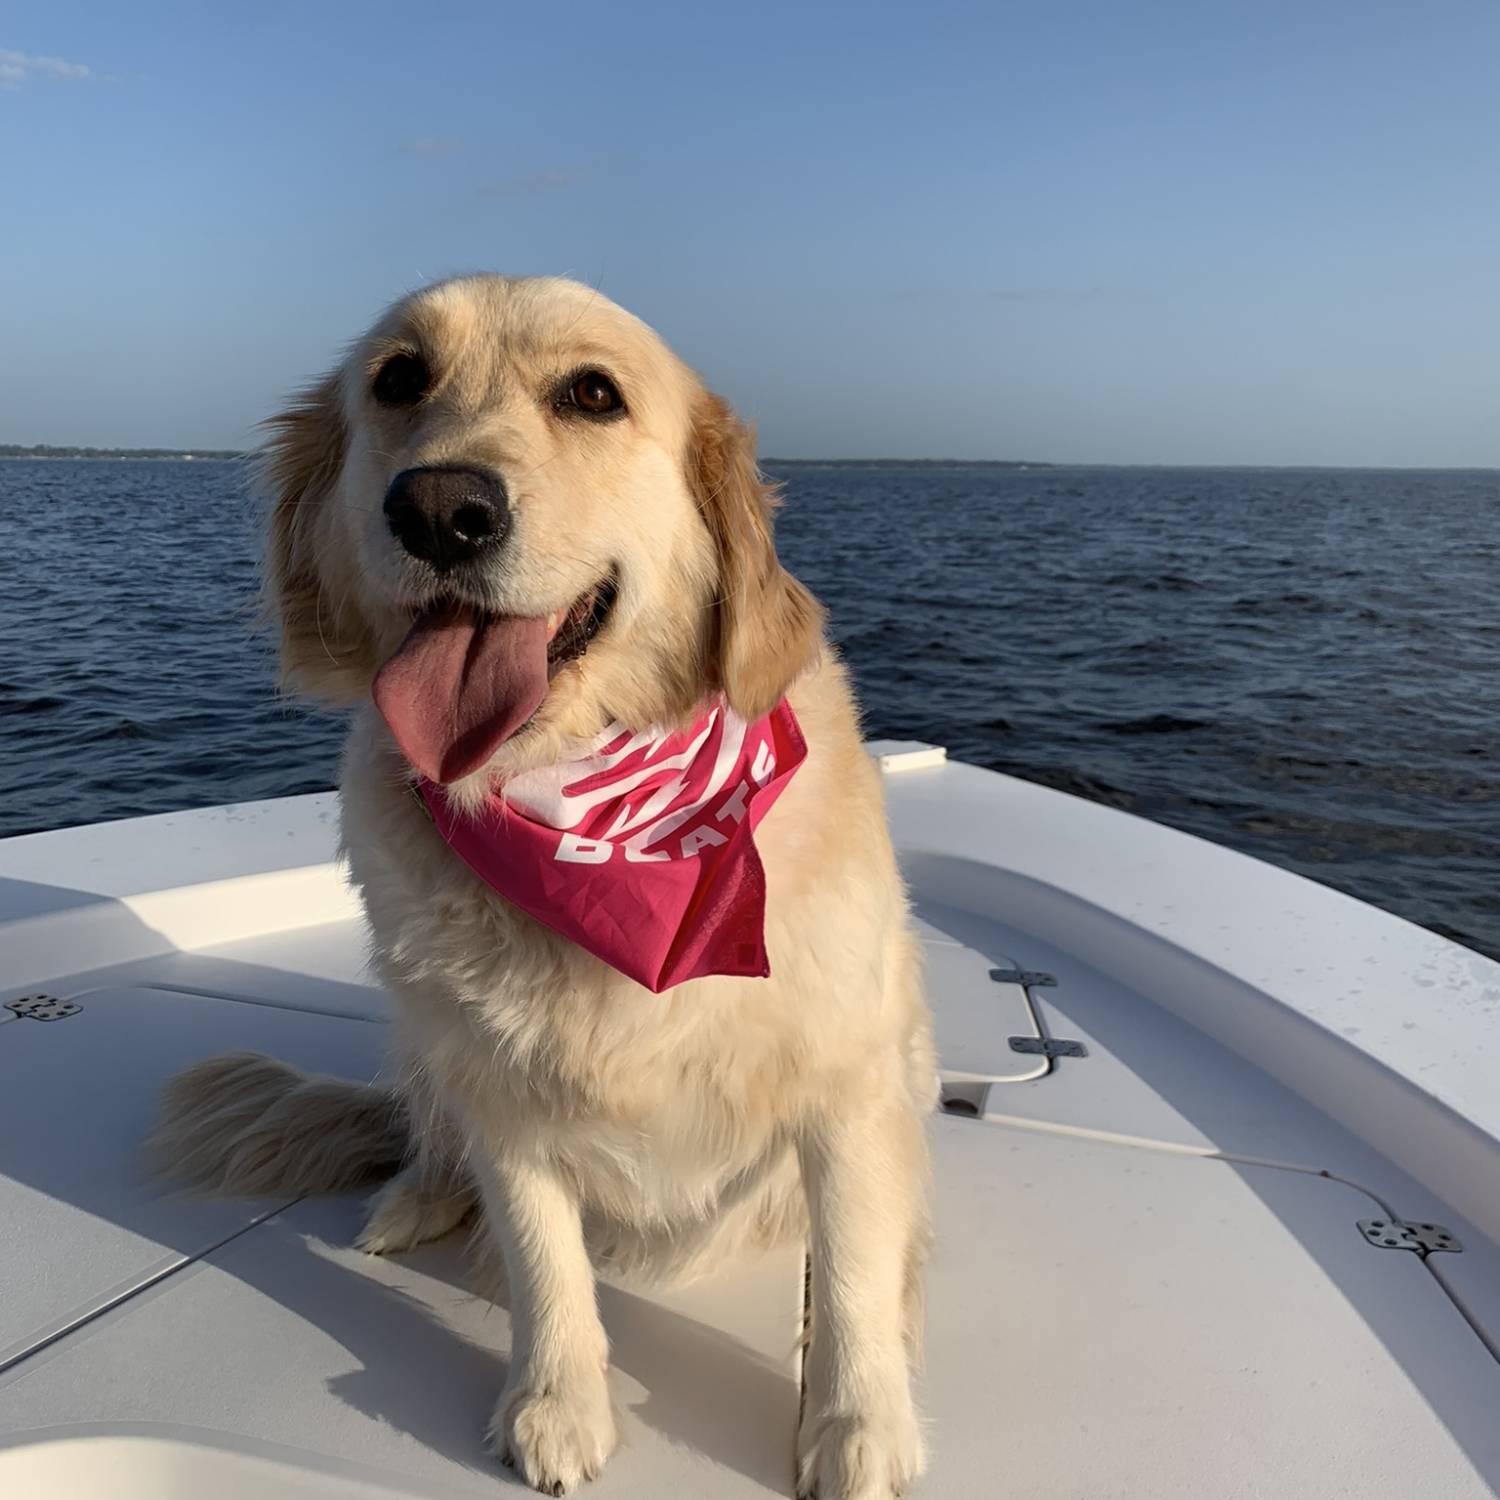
373;352;430;407
566;371;624;417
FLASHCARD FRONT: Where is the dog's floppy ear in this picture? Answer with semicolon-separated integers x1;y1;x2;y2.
688;392;824;719
261;373;374;702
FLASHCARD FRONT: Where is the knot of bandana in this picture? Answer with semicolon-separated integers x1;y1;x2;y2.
418;699;807;992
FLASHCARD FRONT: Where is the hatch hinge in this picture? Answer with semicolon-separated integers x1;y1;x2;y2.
990;968;1057;988
1358;1218;1462;1256
5;994;82;1022
1008;1035;1087;1059
991;967;1085;1061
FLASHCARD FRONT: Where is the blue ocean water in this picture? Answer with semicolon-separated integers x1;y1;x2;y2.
1;458;1497;960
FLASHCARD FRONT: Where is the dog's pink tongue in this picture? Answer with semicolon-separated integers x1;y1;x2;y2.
372;605;549;784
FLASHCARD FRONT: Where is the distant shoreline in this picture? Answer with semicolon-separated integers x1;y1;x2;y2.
0;444;242;461
763;458;1051;469
0;446;1051;468
1;446;1493;472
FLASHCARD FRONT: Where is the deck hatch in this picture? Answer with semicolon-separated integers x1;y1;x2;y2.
923;938;1049;1085
0;984;386;1375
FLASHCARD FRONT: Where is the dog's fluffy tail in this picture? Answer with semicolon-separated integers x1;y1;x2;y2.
150;1051;408;1196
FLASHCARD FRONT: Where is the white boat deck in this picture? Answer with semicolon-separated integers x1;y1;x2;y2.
2;745;1498;1497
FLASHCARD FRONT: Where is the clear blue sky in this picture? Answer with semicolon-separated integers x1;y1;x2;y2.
3;1;1497;465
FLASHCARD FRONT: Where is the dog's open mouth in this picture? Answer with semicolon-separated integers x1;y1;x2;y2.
372;569;618;785
544;571;618;671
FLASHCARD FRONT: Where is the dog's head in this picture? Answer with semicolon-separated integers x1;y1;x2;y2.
264;275;822;788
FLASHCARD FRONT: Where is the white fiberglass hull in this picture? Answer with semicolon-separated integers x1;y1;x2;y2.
1;743;1497;1498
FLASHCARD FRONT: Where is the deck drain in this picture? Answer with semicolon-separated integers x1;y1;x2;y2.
5;994;82;1022
941;1096;982;1118
1358;1218;1462;1255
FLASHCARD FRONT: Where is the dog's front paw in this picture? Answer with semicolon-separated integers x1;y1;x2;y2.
796;1404;925;1500
488;1371;617;1495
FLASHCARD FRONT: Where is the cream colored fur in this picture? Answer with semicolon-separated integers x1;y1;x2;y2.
154;276;937;1499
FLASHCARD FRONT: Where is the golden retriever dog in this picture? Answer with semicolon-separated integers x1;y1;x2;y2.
154;275;936;1499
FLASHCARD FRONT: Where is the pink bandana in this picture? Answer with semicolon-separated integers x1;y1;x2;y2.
419;700;806;992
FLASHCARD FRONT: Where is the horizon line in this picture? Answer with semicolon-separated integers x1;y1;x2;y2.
1;443;1496;474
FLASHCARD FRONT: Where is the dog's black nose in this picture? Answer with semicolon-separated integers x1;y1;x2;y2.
383;467;510;571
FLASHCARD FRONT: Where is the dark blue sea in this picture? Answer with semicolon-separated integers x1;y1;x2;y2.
2;458;1497;961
